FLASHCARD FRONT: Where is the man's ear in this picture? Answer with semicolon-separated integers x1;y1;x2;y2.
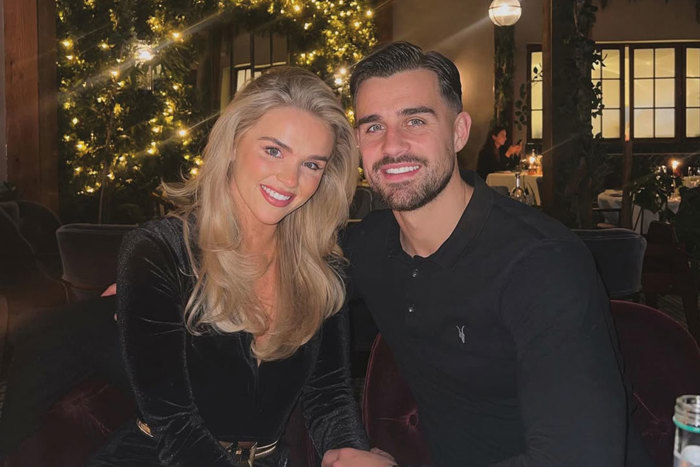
453;111;471;152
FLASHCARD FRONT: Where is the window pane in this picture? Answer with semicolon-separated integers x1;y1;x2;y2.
233;32;251;66
655;108;675;137
634;79;653;107
655;78;675;107
602;49;620;79
634;49;654;78
634;109;653;137
531;81;542;110
687;78;700;108
272;33;287;64
687;108;700;138
592;113;602;136
592;58;601;79
254;33;270;67
220;66;230;110
602;109;620;138
655;48;675;78
531;52;543;80
688;48;700;78
602;80;620;108
236;69;250;91
531;110;542;139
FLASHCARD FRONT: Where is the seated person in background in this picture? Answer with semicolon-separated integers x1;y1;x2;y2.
476;125;521;180
88;67;391;466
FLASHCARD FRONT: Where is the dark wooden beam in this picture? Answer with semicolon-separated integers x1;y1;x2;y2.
4;0;58;212
542;0;579;223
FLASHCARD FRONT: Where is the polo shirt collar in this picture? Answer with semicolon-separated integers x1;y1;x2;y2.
385;170;493;268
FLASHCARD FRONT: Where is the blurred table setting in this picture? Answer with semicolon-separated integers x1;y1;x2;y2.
486;171;542;205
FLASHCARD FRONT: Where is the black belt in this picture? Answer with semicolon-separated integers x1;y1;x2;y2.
136;418;277;466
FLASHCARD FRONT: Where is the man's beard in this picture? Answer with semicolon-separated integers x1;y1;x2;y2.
368;153;454;211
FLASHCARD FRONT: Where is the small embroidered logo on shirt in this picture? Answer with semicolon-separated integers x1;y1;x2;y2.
456;325;466;344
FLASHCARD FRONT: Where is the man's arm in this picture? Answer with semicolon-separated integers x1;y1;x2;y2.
494;239;628;466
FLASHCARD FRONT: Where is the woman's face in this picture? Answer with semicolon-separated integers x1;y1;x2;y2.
491;129;507;148
230;106;334;231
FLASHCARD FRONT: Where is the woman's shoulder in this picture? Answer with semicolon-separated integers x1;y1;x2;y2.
126;216;184;244
121;216;194;263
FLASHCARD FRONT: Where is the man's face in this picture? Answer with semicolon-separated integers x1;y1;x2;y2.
354;69;469;211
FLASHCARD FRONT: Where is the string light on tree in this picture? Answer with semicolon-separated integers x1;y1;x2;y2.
57;0;376;222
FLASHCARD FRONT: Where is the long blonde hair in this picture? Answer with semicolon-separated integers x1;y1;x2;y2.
165;67;358;361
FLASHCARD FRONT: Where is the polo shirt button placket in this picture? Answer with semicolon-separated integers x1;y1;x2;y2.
411;268;419;278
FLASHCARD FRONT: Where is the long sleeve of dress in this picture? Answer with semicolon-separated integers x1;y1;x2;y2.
493;239;628;466
299;304;370;455
117;227;238;467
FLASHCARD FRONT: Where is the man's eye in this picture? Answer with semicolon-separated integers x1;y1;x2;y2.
265;147;281;158
408;118;425;127
366;123;382;133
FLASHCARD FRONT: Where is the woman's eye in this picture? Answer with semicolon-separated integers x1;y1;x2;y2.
303;161;323;171
265;147;281;158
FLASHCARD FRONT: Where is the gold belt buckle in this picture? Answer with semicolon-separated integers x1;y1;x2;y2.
230;441;257;466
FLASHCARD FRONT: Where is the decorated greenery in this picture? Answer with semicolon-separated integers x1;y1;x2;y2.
57;0;377;223
493;26;514;130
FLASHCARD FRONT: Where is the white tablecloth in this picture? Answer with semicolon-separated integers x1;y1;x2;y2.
597;189;680;234
485;171;542;205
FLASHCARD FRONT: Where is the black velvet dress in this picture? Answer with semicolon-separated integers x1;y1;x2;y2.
88;216;369;466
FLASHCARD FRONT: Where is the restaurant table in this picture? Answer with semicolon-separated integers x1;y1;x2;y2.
597;189;680;234
485;171;542;205
683;176;700;188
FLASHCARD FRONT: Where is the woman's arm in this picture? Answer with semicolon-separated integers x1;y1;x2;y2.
298;305;370;454
117;227;238;467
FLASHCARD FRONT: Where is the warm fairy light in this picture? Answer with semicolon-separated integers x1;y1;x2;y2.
671;160;680;171
339;67;347;75
66;54;74;60
76;141;86;151
110;69;119;77
334;77;343;86
177;128;188;137
71;117;79;124
62;39;73;48
135;45;155;63
365;9;373;17
99;42;110;50
171;32;181;40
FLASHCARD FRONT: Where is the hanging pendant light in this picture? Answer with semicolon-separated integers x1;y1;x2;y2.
489;0;522;27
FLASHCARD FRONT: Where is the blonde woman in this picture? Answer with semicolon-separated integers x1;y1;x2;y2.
88;67;375;466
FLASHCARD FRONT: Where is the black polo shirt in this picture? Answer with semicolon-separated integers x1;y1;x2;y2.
344;171;644;466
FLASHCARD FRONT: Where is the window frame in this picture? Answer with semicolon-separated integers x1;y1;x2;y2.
526;41;700;151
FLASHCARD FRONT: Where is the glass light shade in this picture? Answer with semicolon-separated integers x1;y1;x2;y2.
489;0;522;27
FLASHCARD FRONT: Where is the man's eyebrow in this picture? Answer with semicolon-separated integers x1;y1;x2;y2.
259;136;291;152
400;106;436;117
356;114;380;127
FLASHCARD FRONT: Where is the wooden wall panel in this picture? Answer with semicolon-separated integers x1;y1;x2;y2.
4;0;58;212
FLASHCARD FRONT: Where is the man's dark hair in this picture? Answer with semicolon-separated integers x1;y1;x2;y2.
349;41;463;113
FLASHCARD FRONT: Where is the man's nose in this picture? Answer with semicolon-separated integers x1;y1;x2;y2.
381;127;409;157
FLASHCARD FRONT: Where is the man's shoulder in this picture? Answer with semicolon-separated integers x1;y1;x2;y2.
341;209;394;257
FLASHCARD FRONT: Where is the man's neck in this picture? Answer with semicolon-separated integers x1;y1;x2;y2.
393;168;473;258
